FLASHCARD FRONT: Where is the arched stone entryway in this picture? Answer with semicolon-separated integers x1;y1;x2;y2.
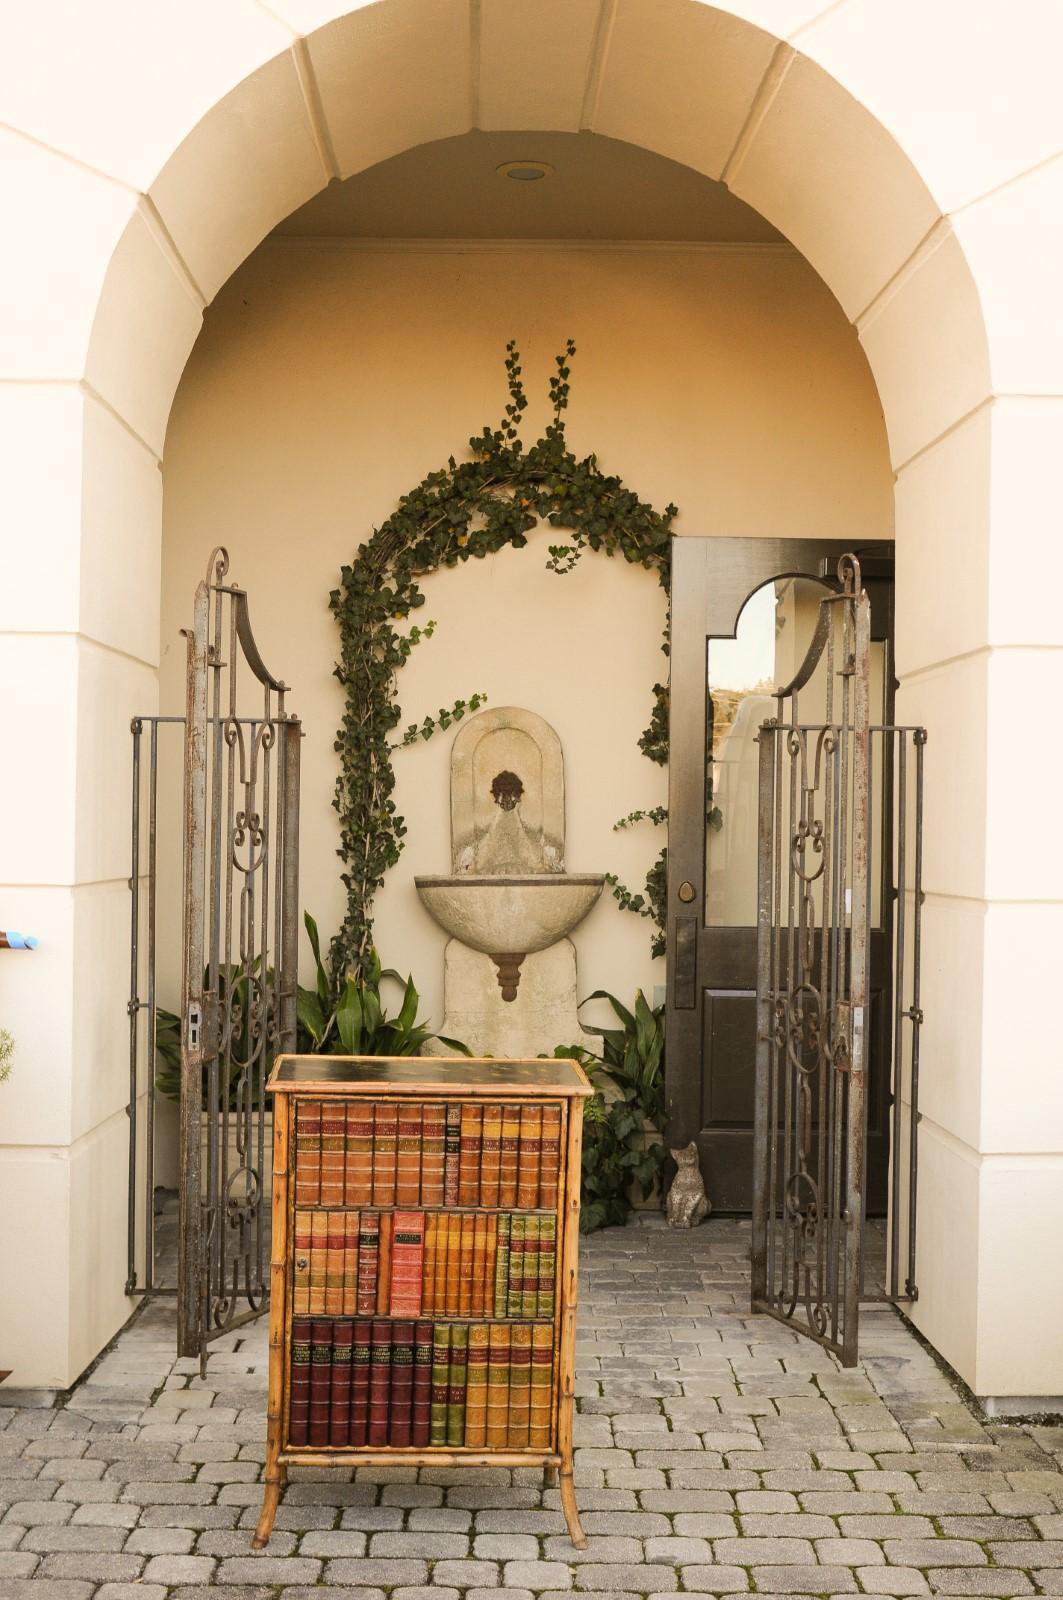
1;0;1060;1404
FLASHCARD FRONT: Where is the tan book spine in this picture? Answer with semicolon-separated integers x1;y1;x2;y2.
376;1211;393;1316
422;1212;438;1315
458;1103;483;1205
499;1104;520;1206
294;1100;322;1205
325;1208;345;1316
421;1101;446;1206
372;1102;398;1207
529;1323;553;1449
458;1213;475;1317
484;1213;498;1318
445;1209;461;1317
342;1210;360;1316
465;1322;490;1448
508;1322;533;1449
309;1208;328;1315
344;1102;374;1206
538;1103;562;1209
292;1209;312;1315
516;1104;543;1209
320;1102;346;1207
395;1102;423;1206
486;1323;510;1448
471;1213;490;1318
479;1103;502;1206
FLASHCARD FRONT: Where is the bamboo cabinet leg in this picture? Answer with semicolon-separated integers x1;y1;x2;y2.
558;1099;587;1550
254;1094;288;1549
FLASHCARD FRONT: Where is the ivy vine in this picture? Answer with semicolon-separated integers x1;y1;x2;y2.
330;342;676;981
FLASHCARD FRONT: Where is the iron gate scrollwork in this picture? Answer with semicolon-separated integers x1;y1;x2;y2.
179;548;301;1361
751;554;925;1366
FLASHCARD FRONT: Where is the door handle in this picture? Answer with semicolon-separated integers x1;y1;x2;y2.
673;916;697;1010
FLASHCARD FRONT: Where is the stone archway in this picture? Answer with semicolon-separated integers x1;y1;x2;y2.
2;0;1060;1404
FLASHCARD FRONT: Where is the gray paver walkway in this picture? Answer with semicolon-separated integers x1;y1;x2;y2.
3;1216;1062;1599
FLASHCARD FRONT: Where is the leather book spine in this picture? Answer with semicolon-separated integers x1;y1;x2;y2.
443;1103;461;1204
372;1102;398;1207
471;1212;488;1318
498;1104;520;1206
388;1320;415;1447
430;1322;450;1445
422;1212;438;1315
485;1323;510;1448
344;1102;374;1206
516;1104;543;1210
388;1209;425;1318
529;1323;553;1449
479;1103;502;1207
395;1102;423;1206
412;1319;433;1447
294;1099;321;1205
458;1103;483;1205
309;1209;328;1316
446;1323;468;1447
464;1322;489;1449
507;1322;532;1449
507;1215;526;1318
538;1103;562;1209
421;1101;446;1206
320;1101;346;1207
375;1212;393;1316
458;1213;475;1318
288;1316;311;1445
325;1209;345;1316
537;1215;556;1319
493;1214;511;1319
356;1210;380;1316
367;1318;392;1446
521;1216;541;1318
445;1209;461;1317
292;1209;312;1315
308;1319;333;1447
484;1213;498;1319
329;1318;354;1447
342;1210;360;1317
350;1318;372;1447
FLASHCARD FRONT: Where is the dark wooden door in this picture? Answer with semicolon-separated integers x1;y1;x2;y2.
665;538;895;1213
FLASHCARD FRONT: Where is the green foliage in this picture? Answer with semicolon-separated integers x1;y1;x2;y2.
330;340;676;977
0;1027;14;1085
550;987;668;1233
296;912;470;1058
605;808;669;959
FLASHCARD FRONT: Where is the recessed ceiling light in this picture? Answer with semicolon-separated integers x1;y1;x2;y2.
496;160;556;182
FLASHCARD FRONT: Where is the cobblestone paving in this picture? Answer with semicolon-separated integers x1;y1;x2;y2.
3;1216;1062;1600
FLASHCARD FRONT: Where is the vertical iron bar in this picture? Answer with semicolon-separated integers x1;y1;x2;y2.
906;729;926;1299
890;733;908;1299
841;588;870;1366
145;719;159;1292
280;718;301;1055
751;723;776;1308
126;720;142;1295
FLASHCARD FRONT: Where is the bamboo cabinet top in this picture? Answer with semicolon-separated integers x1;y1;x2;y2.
267;1054;594;1098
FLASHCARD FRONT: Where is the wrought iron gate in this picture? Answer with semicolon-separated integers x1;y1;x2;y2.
751;555;925;1365
126;549;300;1365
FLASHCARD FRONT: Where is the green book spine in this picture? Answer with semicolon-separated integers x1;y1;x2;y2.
521;1215;540;1318
446;1323;468;1447
493;1214;511;1319
507;1215;526;1318
537;1215;556;1319
430;1323;451;1446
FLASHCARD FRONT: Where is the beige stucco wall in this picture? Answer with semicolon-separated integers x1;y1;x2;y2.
159;239;892;1040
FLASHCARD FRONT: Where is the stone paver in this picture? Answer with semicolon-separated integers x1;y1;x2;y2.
3;1215;1062;1596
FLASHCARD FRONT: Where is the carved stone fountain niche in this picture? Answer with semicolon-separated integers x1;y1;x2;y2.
416;707;604;1057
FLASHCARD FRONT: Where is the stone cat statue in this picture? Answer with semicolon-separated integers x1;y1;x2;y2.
666;1142;710;1229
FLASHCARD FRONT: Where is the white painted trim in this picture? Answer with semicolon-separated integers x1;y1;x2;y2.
262;236;798;254
980;1394;1063;1418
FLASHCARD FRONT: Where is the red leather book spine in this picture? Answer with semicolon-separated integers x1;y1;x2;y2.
443;1103;461;1204
325;1209;345;1316
294;1100;321;1205
480;1103;502;1206
538;1103;562;1209
388;1209;425;1318
345;1102;374;1206
372;1102;398;1206
288;1316;311;1445
308;1320;333;1447
388;1320;415;1447
516;1104;542;1209
412;1319;433;1447
458;1103;482;1205
395;1102;423;1206
421;1101;445;1206
350;1318;372;1447
368;1319;392;1446
329;1318;353;1447
357;1210;380;1316
320;1101;346;1207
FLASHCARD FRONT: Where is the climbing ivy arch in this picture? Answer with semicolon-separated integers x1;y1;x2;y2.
331;342;674;979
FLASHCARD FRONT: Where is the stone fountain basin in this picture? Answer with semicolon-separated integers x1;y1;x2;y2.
414;874;605;956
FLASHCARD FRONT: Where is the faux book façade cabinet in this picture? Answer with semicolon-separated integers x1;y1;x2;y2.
254;1055;592;1550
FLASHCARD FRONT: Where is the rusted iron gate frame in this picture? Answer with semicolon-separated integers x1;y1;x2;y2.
750;554;926;1366
125;549;300;1367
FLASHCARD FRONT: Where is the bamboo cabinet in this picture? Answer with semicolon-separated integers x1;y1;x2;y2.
254;1055;592;1549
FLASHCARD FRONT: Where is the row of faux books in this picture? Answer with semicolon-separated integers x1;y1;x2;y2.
289;1317;553;1451
295;1099;563;1211
293;1208;556;1321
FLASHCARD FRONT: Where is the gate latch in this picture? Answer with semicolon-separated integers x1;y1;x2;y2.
187;1003;202;1051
